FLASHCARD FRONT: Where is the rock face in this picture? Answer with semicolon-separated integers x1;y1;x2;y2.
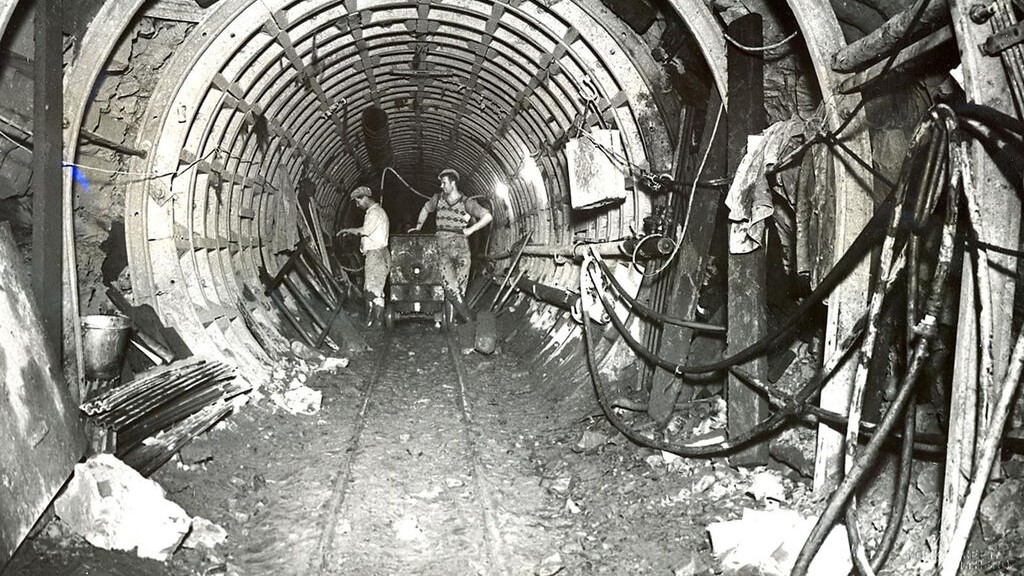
54;454;191;561
980;479;1024;540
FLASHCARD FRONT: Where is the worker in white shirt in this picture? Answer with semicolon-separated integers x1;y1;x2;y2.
337;186;390;328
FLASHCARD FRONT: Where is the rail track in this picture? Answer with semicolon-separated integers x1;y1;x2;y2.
310;329;513;575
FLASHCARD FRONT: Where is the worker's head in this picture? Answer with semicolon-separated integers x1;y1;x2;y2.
438;168;460;192
350;185;373;208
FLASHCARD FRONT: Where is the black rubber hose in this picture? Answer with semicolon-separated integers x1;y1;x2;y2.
793;112;960;576
790;315;935;575
595;118;938;376
869;401;916;572
952;101;1024;138
582;265;872;457
842;115;953;575
594;256;725;333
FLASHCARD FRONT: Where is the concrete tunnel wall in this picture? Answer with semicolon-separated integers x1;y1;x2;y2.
55;0;703;390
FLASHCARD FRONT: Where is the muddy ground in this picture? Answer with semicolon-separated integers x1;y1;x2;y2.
5;321;1024;575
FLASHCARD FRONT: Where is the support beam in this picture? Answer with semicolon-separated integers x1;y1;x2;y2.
941;0;1021;560
648;96;725;425
664;0;728;107
32;0;63;359
785;0;875;493
725;13;769;467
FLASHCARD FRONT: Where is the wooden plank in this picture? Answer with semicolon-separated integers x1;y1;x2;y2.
786;0;875;493
0;223;87;567
941;0;1021;559
31;0;63;359
724;13;769;467
647;95;726;424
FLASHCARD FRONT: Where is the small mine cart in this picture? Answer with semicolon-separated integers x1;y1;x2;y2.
386;233;446;328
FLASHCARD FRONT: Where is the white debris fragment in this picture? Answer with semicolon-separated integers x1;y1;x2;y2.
183;516;228;550
574;429;609;452
316;356;350;372
746;470;787;503
536;552;565;576
707;508;852;576
54;454;192;562
271;384;322;415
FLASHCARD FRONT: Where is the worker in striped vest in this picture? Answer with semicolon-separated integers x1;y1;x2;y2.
410;168;492;323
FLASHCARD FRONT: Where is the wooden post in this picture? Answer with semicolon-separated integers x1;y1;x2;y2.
725;13;769;466
940;0;1021;558
31;0;63;360
785;0;876;493
647;95;725;425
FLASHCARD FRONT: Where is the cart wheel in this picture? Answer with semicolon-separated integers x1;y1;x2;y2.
384;309;395;329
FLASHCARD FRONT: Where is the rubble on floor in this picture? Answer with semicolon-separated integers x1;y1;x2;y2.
707;508;852;576
53;454;193;561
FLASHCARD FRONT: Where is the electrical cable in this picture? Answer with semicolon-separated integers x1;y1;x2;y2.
380;166;433;200
723;29;800;53
0;125;31;153
62;147;220;182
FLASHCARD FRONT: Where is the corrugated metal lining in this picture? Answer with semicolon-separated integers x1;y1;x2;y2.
104;0;678;361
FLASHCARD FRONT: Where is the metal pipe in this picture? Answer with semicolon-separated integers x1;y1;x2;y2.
519;239;657;259
514;276;579;310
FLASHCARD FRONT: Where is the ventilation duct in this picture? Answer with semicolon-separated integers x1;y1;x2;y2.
361;106;393;171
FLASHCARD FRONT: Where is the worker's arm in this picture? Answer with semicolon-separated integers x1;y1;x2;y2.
463;198;492;237
463;211;492;237
335;223;365;237
409;199;435;232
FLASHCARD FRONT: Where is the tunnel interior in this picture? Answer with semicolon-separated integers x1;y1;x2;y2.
3;0;1024;573
87;0;692;383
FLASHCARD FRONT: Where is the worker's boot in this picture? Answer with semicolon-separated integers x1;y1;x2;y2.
363;297;374;328
371;303;384;329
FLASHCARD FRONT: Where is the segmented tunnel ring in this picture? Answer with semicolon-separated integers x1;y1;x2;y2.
110;0;676;368
58;0;879;384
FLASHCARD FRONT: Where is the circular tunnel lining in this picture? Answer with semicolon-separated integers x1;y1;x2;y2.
69;0;686;372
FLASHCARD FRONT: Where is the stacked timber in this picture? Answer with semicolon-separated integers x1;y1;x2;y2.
80;358;250;476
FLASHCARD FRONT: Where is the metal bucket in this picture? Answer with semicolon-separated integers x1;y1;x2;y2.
81;314;132;381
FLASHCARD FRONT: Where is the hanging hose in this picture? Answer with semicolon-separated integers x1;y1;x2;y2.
866;401;916;573
596;185;903;375
581;249;893;457
842;115;952;576
792;108;963;576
